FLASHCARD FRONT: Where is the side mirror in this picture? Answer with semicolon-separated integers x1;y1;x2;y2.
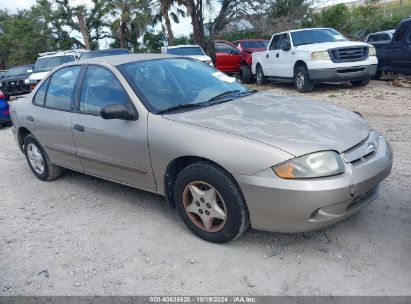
282;41;291;51
100;104;138;121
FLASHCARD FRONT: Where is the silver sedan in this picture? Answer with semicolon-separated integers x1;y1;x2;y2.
11;54;393;243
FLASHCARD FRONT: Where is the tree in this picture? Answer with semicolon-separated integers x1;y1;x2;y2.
35;0;112;50
108;0;153;50
143;30;168;52
153;0;185;46
0;9;56;68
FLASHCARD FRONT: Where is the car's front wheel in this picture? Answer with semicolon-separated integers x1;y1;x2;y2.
24;134;63;181
240;65;252;84
174;162;249;243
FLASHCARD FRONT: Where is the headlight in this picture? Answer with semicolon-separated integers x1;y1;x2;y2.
29;79;38;84
311;51;331;61
272;151;345;179
368;46;376;56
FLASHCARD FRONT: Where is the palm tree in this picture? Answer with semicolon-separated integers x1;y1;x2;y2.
154;0;185;46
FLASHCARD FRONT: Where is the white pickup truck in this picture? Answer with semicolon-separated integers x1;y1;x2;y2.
252;28;378;92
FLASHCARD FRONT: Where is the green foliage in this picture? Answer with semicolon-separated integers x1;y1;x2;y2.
173;35;194;45
306;2;403;39
217;30;270;42
142;31;167;53
0;9;56;68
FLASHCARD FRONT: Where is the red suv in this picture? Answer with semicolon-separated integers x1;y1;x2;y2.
233;39;269;83
212;40;241;74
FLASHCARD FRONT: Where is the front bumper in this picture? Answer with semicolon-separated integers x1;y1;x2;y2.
308;64;377;83
235;135;393;233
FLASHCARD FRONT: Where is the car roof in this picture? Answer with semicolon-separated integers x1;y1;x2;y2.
166;45;201;49
368;30;395;35
69;53;177;66
9;64;34;69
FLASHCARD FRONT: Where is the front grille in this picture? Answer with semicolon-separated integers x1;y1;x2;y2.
329;47;369;63
341;131;379;164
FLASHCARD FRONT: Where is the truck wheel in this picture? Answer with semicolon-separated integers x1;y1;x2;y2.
174;161;250;243
256;65;266;85
240;65;252;84
351;78;370;87
294;65;314;93
372;70;382;80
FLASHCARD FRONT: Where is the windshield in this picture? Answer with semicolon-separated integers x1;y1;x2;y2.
4;66;32;77
80;49;129;60
242;40;269;48
166;47;205;56
291;29;347;46
120;58;248;113
34;55;75;72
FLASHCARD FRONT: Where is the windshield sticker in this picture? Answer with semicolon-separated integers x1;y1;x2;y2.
211;71;236;83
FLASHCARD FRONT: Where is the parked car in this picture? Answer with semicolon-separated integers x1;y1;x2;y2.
365;30;395;44
233;39;269;83
28;51;84;90
0;64;34;98
11;54;393;243
373;18;411;78
161;45;213;65
0;70;7;79
0;90;11;127
79;48;130;60
252;28;378;92
212;40;241;74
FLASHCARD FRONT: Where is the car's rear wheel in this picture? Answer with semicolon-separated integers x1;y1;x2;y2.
351;78;371;87
256;65;266;85
24;135;63;181
174;162;249;243
240;65;252;84
294;65;314;93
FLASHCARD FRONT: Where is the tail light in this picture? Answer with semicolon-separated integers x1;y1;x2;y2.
3;109;9;115
0;90;5;99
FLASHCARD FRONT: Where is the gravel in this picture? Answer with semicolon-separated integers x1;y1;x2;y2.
0;79;410;295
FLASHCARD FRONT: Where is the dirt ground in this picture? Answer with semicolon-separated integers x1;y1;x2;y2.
0;79;410;296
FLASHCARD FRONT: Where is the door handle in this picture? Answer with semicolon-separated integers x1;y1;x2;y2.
26;116;34;122
276;53;279;58
73;124;84;132
266;54;269;59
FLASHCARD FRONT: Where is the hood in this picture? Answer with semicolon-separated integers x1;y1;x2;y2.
243;48;266;53
29;71;49;81
164;93;370;156
186;55;212;62
296;41;370;52
1;74;30;82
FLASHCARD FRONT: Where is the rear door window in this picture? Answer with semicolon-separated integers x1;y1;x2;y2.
44;66;81;111
33;78;50;106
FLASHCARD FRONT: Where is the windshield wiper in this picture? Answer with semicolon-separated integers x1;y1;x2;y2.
157;102;207;114
207;89;257;105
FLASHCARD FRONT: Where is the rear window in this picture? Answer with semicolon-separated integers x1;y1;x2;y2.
241;40;269;48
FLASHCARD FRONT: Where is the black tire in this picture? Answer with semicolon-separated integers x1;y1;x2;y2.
174;161;250;243
24;134;63;181
256;65;266;85
1;121;13;128
294;65;314;93
351;78;371;87
240;65;252;84
372;70;382;80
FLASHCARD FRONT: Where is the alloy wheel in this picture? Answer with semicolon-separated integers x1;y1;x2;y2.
182;181;227;232
27;143;45;174
296;71;305;89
